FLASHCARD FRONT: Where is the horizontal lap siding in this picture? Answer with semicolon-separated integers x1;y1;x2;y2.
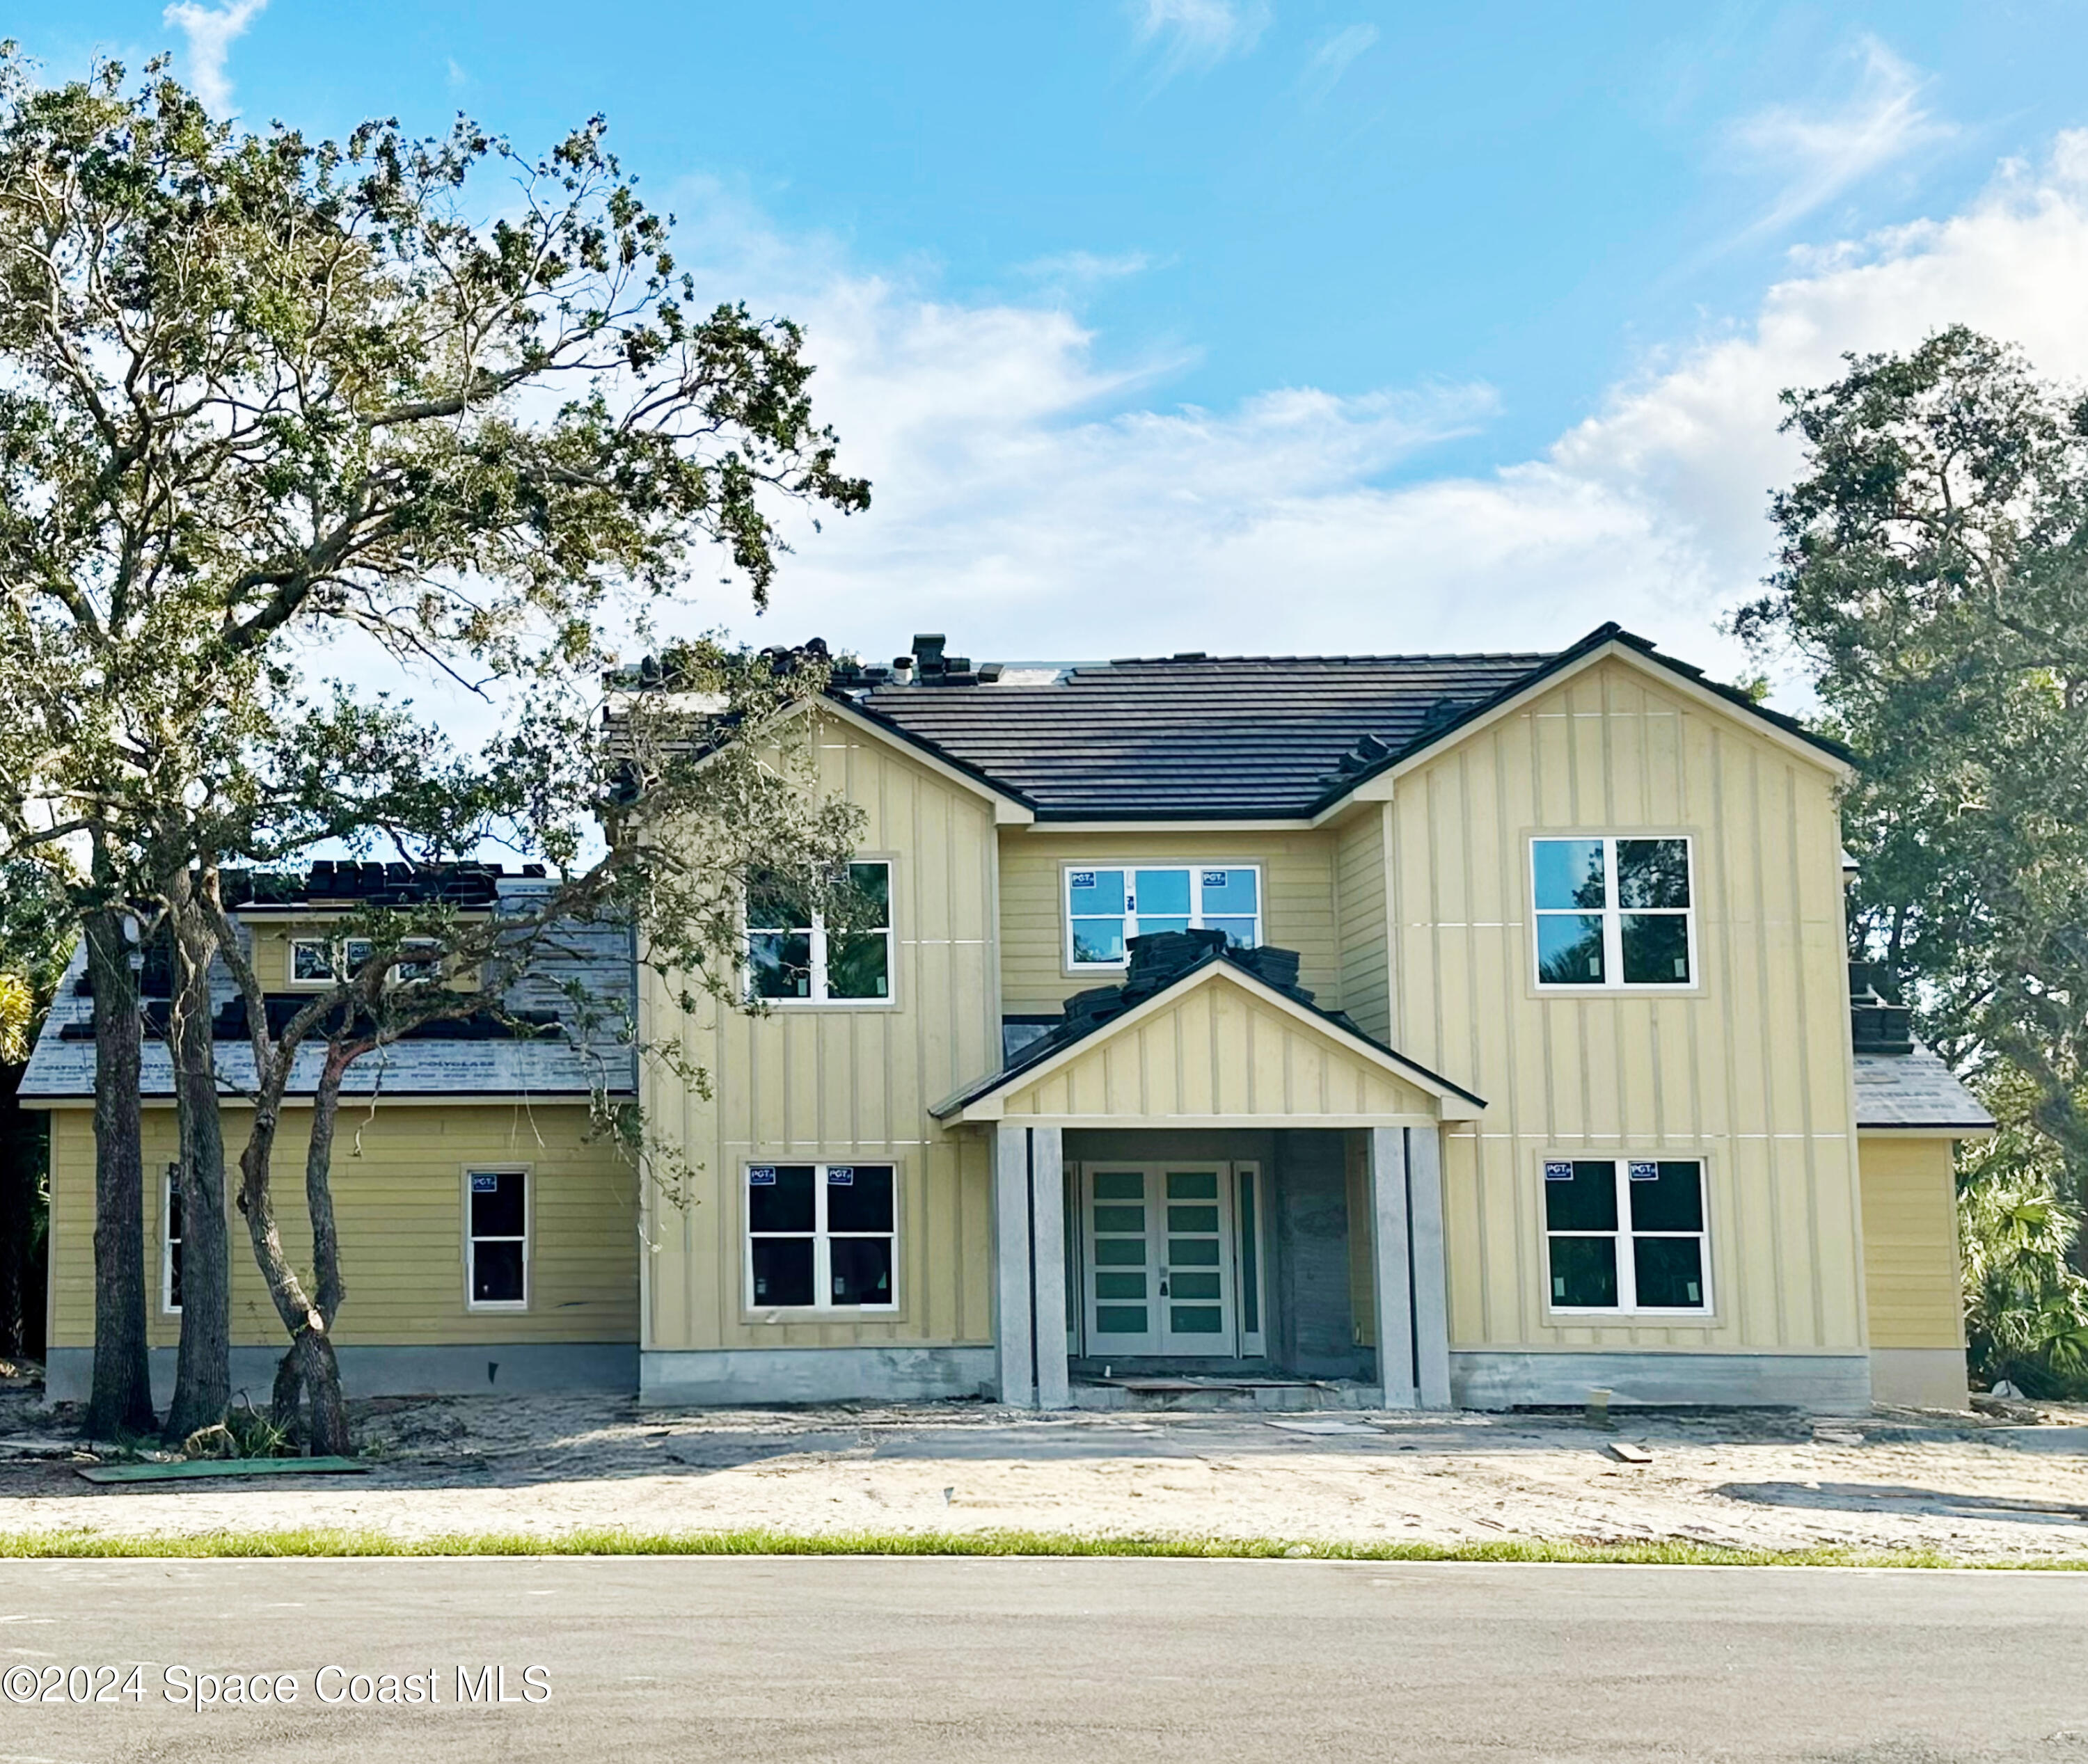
1858;1136;1967;1349
998;831;1340;1016
642;722;997;1353
1334;806;1391;1043
47;1104;636;1349
1397;660;1865;1356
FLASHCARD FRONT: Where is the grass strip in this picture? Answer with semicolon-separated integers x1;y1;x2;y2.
0;1527;2081;1568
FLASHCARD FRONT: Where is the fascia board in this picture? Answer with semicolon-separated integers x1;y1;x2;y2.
1020;818;1316;834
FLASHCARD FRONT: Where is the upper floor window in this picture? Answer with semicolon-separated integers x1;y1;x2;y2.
748;861;892;1003
290;935;371;986
290;934;443;988
1531;836;1694;989
1065;866;1261;969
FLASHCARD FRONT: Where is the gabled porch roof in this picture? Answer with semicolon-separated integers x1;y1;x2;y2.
933;951;1485;1127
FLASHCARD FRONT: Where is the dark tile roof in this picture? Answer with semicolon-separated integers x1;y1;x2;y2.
853;651;1554;818
842;623;1851;820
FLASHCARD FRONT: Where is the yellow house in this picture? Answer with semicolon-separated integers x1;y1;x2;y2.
634;623;1990;1412
26;623;1992;1412
25;866;642;1404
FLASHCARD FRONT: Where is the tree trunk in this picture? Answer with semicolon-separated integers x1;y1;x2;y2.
269;1047;358;1450
235;1078;354;1457
84;902;155;1439
161;882;230;1443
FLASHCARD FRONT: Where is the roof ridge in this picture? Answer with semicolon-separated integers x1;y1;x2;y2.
1084;649;1558;668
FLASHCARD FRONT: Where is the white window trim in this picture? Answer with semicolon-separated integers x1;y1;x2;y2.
743;1161;900;1314
464;1166;530;1312
1530;834;1698;992
744;861;896;1007
1062;862;1265;972
162;1163;182;1315
1543;1156;1713;1317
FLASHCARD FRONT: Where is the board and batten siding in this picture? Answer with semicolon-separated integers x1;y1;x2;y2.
1385;657;1865;1357
991;975;1441;1122
640;717;997;1355
1856;1135;1966;1351
45;1103;637;1350
998;829;1341;1017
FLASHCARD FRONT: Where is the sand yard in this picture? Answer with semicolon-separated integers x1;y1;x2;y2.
2;1383;2087;1561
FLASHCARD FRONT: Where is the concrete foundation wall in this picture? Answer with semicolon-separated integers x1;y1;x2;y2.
1869;1347;1970;1411
45;1342;638;1406
640;1346;995;1408
1450;1350;1872;1413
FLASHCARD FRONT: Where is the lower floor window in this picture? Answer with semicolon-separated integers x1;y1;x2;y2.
1544;1158;1708;1313
164;1166;183;1314
746;1163;896;1310
468;1169;528;1307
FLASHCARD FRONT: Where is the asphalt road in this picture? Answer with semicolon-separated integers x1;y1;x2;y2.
1;1557;2085;1762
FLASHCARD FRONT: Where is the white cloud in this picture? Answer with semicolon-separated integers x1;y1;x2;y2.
1729;36;1954;237
1295;24;1379;107
1132;0;1271;82
1018;249;1156;289
162;0;267;115
683;132;2088;699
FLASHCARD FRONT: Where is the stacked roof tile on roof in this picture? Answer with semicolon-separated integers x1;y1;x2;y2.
855;650;1555;818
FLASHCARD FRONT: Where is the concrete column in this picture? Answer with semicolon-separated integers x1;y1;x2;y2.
1029;1127;1070;1410
1407;1125;1453;1410
992;1122;1034;1407
1367;1126;1416;1408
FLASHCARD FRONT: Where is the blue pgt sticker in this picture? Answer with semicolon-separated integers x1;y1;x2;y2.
827;1166;854;1185
748;1166;777;1186
1543;1160;1574;1182
1628;1160;1660;1182
470;1173;500;1193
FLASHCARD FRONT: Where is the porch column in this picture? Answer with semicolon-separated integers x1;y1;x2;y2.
1407;1125;1453;1410
1366;1127;1416;1408
992;1122;1034;1407
1030;1127;1070;1410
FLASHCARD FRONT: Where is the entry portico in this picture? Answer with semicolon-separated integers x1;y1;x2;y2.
933;948;1484;1410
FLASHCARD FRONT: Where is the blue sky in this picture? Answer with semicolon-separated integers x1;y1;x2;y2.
19;2;2088;687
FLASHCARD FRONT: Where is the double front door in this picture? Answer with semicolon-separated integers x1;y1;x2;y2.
1076;1162;1265;1358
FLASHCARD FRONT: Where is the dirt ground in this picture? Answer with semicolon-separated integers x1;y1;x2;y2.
3;1376;2086;1560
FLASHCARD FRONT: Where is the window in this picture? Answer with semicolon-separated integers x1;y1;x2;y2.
1532;836;1694;988
289;935;377;987
1544;1158;1709;1313
466;1169;528;1308
747;862;892;1003
163;1164;183;1314
745;1163;896;1310
1064;865;1261;969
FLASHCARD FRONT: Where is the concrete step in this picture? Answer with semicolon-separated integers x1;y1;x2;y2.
1068;1378;1380;1413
